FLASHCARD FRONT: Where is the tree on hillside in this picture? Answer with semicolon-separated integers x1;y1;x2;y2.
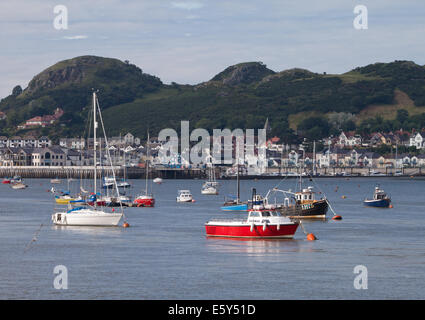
12;85;22;96
297;116;330;140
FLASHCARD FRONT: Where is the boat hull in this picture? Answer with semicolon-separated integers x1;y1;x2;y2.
279;199;328;219
364;199;391;208
52;211;122;226
205;223;298;239
220;203;248;211
134;198;155;207
55;198;74;204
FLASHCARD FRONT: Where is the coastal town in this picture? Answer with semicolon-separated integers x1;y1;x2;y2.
1;127;425;177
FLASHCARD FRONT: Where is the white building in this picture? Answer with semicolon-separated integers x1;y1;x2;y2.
409;133;424;149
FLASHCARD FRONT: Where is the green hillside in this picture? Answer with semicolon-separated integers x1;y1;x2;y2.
1;56;425;143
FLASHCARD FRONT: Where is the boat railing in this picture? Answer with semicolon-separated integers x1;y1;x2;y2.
208;218;246;223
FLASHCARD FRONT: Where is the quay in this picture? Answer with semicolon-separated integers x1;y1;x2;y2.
0;166;424;179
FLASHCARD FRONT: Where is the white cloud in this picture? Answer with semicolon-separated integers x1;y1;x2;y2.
171;1;204;10
63;35;88;40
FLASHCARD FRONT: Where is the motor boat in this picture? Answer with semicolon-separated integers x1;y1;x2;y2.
177;190;193;202
153;177;163;184
205;205;299;239
264;186;328;219
11;182;28;190
364;186;391;208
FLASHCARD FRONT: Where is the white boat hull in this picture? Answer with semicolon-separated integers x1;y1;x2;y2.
52;210;122;226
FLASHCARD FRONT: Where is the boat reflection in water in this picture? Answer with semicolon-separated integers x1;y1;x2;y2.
204;237;322;257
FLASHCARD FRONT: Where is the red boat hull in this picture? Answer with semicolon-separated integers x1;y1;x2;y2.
205;223;298;239
2;180;11;184
134;198;155;207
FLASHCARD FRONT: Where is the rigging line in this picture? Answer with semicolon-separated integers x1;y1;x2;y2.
95;94;126;220
24;216;51;253
306;171;339;217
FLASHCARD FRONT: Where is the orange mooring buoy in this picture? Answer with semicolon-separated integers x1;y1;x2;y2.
332;215;342;220
389;204;393;208
192;199;196;202
307;233;317;241
122;222;130;228
341;195;346;199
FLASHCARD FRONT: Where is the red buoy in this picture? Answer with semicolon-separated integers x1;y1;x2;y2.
122;222;130;228
332;215;342;220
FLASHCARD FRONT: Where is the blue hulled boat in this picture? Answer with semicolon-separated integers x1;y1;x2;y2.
364;186;391;208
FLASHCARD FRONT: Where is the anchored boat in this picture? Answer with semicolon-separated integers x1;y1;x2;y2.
221;163;247;211
364;186;391;208
205;205;299;239
177;190;193;202
134;132;155;207
52;91;124;227
264;186;328;219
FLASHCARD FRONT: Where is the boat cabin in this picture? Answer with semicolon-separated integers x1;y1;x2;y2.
373;187;388;200
295;186;316;204
177;190;193;201
248;210;282;219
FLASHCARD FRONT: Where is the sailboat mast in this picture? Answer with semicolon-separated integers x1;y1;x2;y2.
313;140;316;176
93;92;97;199
145;132;149;194
237;161;240;203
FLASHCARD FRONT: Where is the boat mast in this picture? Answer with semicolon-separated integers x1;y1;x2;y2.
237;161;240;203
93;91;97;204
313;140;316;176
145;131;149;195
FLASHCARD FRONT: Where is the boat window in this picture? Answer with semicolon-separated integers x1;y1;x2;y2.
250;212;260;217
270;211;281;217
261;211;271;217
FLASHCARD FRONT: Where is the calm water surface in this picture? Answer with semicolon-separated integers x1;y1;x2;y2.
0;177;424;299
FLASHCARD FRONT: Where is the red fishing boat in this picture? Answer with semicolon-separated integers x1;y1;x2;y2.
205;206;299;239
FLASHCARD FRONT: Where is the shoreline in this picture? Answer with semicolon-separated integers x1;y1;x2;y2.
1;166;423;179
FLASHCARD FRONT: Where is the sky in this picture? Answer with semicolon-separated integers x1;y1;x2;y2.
0;0;424;98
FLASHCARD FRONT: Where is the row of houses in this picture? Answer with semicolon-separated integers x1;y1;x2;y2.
333;131;425;149
59;132;142;149
268;148;425;168
0;145;145;167
0;136;52;148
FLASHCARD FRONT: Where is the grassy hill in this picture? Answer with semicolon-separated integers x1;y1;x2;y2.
1;56;425;143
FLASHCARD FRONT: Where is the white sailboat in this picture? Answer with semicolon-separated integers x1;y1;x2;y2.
201;155;219;195
52;92;123;226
